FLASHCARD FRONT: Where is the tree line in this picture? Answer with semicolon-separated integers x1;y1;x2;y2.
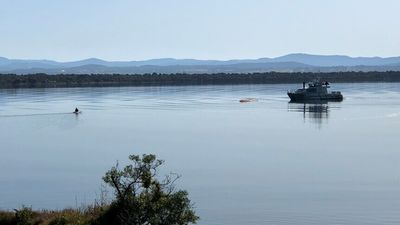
1;71;400;88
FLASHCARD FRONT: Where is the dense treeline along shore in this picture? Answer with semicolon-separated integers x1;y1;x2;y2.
1;71;400;88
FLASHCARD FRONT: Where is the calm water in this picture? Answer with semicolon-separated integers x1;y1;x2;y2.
1;83;400;225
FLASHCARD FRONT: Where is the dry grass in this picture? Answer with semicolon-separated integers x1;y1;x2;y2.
0;204;108;225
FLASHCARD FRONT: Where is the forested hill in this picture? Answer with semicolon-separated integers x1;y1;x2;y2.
1;71;400;88
2;54;400;74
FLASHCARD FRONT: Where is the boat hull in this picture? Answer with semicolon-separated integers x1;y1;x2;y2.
287;92;343;102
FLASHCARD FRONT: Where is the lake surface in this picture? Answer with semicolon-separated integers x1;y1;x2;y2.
1;83;400;225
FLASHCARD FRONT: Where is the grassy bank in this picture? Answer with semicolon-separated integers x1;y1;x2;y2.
0;205;105;225
1;71;400;88
0;154;199;225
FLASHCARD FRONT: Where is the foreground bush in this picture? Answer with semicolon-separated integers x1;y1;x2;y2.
0;154;198;225
97;154;199;225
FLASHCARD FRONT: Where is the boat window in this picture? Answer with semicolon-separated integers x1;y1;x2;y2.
308;88;316;93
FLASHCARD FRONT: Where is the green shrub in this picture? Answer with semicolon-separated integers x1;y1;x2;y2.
14;206;40;225
99;154;199;225
0;154;198;225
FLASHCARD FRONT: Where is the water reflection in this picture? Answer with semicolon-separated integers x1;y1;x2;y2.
288;100;330;125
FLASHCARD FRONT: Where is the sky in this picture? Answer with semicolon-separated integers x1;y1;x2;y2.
0;0;399;61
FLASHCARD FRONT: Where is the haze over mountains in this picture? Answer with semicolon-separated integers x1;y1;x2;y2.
1;53;400;74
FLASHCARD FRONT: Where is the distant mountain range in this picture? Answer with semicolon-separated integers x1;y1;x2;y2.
1;53;400;74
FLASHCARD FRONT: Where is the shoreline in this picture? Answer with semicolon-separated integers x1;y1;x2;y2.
1;71;400;88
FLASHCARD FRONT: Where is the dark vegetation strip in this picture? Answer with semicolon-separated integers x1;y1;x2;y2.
1;71;400;88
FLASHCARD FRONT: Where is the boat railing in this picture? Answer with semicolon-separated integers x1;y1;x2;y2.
287;89;299;93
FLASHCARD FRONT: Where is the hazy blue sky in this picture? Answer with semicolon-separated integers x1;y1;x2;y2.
0;0;399;61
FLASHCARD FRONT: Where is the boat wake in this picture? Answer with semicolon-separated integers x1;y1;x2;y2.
0;112;76;118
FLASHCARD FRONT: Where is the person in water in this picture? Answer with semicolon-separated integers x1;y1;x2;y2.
74;108;79;113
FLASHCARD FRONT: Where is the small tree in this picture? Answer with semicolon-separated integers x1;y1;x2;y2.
101;154;199;225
